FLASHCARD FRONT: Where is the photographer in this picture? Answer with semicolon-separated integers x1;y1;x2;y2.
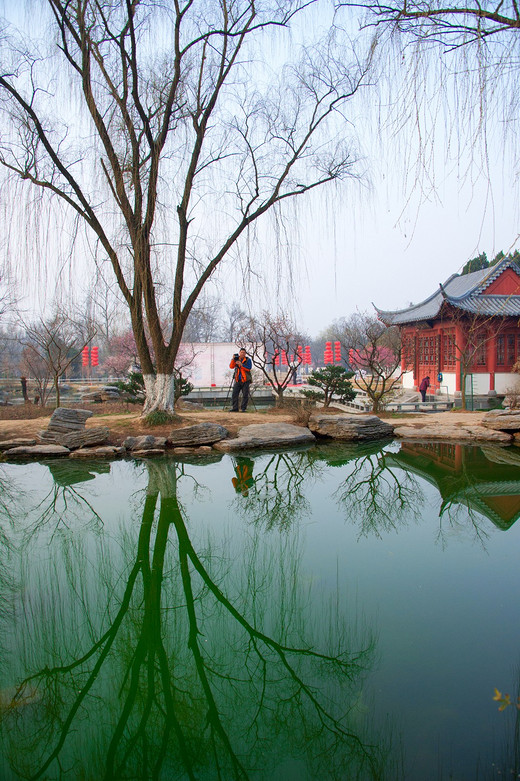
229;348;252;412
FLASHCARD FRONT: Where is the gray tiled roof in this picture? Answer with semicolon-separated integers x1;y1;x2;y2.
375;259;520;325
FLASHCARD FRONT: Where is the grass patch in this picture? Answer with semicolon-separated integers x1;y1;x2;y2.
144;410;179;427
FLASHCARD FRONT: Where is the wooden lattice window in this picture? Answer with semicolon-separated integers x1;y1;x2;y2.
497;336;505;366
507;334;516;365
442;333;456;367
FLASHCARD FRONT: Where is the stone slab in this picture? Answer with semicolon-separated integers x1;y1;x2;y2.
123;435;167;451
167;423;228;447
482;410;520;431
393;424;512;442
213;423;315;452
3;444;71;458
0;438;37;450
131;449;166;458
308;414;394;441
171;445;214;455
70;446;126;459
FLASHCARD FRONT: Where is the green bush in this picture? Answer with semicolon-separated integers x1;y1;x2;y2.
301;365;355;408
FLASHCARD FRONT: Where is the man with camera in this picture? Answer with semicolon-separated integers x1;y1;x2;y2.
229;348;252;412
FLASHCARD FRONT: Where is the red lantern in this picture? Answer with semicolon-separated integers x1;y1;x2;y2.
81;346;89;366
334;341;342;362
91;346;99;367
281;351;288;365
324;341;333;364
304;345;312;365
274;352;280;366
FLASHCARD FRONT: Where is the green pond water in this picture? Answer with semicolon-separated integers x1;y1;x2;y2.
1;441;520;780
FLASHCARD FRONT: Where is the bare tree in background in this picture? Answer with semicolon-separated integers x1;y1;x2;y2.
21;311;95;407
224;304;250;344
240;312;305;405
0;1;374;414
332;313;404;412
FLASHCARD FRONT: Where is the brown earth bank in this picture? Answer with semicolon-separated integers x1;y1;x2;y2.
0;403;489;445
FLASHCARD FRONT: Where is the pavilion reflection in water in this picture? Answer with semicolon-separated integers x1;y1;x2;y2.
386;442;520;530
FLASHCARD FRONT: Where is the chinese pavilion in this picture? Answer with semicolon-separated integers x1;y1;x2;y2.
375;255;520;396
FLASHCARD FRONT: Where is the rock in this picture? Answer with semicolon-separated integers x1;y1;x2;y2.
80;392;104;403
176;399;204;410
393;424;511;442
3;444;70;458
167;423;228;447
171;445;214;455
70;446;125;458
39;407;94;443
123;435;167;451
308;413;394;441
0;438;37;450
56;427;110;450
213;423;315;452
482;410;520;431
131;449;166;458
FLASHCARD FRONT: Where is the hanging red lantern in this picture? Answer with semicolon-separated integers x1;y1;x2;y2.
334;341;342;362
91;346;99;367
81;346;89;366
281;351;288;365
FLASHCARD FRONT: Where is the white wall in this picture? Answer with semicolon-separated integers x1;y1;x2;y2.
402;370;415;389
438;372;457;396
181;343;238;387
496;373;520;394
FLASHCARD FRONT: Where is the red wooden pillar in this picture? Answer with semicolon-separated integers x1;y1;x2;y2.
487;327;496;391
455;322;465;392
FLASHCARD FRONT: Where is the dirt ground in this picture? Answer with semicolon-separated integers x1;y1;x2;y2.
0;403;488;444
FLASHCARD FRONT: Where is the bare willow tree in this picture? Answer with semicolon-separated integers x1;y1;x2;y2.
0;1;374;414
342;1;520;46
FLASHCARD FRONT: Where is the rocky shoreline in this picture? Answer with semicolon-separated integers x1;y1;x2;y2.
1;407;520;461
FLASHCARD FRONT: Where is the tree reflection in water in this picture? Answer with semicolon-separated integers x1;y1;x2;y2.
0;458;400;780
319;443;425;537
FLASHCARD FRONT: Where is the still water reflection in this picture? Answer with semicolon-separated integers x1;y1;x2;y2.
1;442;520;780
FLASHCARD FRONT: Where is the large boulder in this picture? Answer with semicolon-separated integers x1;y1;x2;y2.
482;410;520;431
59;427;110;450
213;423;315;452
308;413;394;441
39;407;94;444
167;423;228;447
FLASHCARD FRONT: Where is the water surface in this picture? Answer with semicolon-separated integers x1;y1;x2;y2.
1;441;519;780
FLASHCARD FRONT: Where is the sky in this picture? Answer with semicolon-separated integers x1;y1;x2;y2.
1;1;519;341
291;148;519;336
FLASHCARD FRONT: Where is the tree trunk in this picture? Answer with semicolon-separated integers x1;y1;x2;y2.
274;387;285;406
142;374;177;415
54;375;60;408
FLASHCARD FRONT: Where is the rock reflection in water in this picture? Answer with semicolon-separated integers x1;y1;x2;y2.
0;457;398;780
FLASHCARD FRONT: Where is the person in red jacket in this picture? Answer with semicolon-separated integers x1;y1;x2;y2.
229;348;252;412
419;376;430;402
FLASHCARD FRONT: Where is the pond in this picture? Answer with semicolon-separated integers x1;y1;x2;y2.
1;441;520;780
